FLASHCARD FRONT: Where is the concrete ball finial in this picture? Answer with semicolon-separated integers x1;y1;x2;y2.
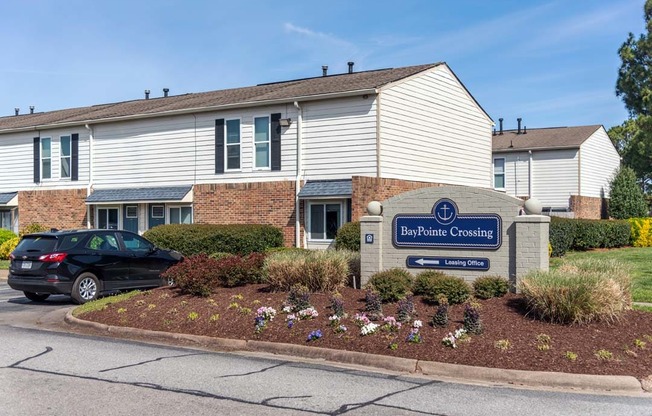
524;197;542;215
367;201;383;216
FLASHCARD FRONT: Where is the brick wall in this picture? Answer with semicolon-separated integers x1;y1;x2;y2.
351;176;441;220
569;195;608;219
18;188;88;230
193;181;301;247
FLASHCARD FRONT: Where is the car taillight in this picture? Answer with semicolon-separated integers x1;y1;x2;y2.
9;253;14;260
39;253;68;263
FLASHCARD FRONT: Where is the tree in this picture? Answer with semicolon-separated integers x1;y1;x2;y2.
614;0;652;192
608;166;649;219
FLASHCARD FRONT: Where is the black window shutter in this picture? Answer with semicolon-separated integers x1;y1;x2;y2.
71;133;79;181
33;137;40;183
271;113;281;171
215;119;225;174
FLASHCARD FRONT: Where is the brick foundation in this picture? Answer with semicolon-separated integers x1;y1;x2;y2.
193;181;301;247
569;195;608;219
351;176;441;220
18;188;89;230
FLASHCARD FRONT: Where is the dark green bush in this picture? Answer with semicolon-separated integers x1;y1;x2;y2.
335;221;360;252
367;268;414;302
472;276;509;299
413;271;471;304
143;224;283;256
161;254;221;296
573;220;607;250
601;220;631;248
549;217;576;257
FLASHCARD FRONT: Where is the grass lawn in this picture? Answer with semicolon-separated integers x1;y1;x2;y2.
0;260;7;269
550;247;652;303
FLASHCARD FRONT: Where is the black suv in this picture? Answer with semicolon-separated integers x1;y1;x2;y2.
8;229;182;304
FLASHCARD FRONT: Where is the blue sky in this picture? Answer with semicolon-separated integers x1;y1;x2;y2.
0;0;645;130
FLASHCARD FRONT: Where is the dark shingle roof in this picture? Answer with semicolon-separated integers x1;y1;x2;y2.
298;180;352;198
86;186;192;203
0;192;17;205
492;125;602;152
0;64;442;133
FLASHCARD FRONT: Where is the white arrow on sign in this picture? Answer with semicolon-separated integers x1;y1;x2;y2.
415;258;440;266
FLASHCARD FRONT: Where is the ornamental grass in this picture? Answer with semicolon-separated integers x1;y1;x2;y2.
519;258;632;325
264;250;355;292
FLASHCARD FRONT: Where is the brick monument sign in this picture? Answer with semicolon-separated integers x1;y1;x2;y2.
359;185;550;288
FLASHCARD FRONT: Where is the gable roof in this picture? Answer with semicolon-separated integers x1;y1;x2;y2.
0;63;443;134
298;179;352;198
492;125;603;152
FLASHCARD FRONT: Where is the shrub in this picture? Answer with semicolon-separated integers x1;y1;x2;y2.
549;217;576;257
20;223;49;236
396;295;415;323
214;252;266;287
367;268;414;302
413;271;471;304
209;252;233;260
431;296;449;327
143;224;283;256
329;293;345;317
473;276;509;299
264;250;352;292
629;217;652;247
608;166;648;219
0;229;17;246
286;284;312;312
463;303;483;334
601;220;632;248
572;220;606;250
162;254;221;296
518;258;632;324
335;221;360;252
364;289;383;321
0;237;19;260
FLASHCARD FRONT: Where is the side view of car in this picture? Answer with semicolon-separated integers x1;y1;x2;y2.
7;229;182;304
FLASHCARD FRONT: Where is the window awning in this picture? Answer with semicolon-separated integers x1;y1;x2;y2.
298;180;352;199
0;192;18;206
86;186;193;204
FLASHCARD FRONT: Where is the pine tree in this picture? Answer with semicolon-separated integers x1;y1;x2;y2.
609;166;649;219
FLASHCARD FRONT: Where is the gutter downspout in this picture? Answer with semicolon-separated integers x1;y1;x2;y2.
294;101;303;248
375;90;381;178
84;124;94;229
528;150;532;198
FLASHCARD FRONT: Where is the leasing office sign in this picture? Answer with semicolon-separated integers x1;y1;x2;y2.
392;198;501;250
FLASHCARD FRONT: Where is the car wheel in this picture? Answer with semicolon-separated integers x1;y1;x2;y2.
23;292;51;302
72;273;100;304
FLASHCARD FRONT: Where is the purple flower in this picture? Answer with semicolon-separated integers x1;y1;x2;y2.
307;329;323;342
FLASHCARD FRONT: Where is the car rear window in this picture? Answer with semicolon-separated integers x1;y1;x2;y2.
14;236;58;253
57;235;84;251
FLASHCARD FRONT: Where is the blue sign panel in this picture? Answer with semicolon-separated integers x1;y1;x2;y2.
406;256;490;271
393;198;501;249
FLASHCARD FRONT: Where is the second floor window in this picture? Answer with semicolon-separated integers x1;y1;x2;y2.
254;116;270;168
60;135;71;178
226;119;240;170
41;138;52;180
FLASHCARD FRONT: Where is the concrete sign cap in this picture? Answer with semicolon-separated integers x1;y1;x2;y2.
524;198;543;215
367;201;383;215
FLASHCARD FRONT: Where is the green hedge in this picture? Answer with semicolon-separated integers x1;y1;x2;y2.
549;217;630;256
143;224;283;256
335;221;360;252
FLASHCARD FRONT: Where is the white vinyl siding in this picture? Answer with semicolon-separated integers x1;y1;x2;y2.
0;130;89;192
579;127;620;198
301;97;377;180
379;65;492;187
532;149;579;209
494;152;531;198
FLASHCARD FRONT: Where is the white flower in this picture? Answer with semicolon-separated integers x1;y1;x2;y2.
329;315;341;322
282;306;292;314
256;306;277;321
360;322;379;336
286;314;296;321
298;307;319;319
412;320;423;329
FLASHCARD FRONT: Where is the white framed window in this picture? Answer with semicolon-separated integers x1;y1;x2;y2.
151;205;165;219
96;207;120;230
307;201;343;241
225;119;241;171
169;206;192;224
125;205;138;218
254;116;270;169
41;137;52;180
493;158;505;190
60;135;71;179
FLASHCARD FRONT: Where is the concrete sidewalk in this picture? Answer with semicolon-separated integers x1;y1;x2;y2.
0;269;7;280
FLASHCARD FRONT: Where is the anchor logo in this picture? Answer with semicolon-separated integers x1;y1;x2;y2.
432;199;457;225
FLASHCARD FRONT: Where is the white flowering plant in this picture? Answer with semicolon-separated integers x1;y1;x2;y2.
382;316;402;332
360;322;380;336
442;328;468;348
353;313;371;327
297;307;319;320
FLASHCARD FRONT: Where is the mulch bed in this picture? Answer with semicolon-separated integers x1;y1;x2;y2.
81;284;652;380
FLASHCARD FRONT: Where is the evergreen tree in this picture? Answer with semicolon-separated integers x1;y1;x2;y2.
609;166;649;219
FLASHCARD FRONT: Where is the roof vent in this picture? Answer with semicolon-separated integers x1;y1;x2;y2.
322;65;328;77
29;106;34;114
14;108;19;116
347;61;354;74
523;126;527;134
163;88;169;98
499;118;504;135
517;117;522;134
145;89;150;100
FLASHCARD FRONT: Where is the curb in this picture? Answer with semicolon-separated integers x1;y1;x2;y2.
65;311;645;395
